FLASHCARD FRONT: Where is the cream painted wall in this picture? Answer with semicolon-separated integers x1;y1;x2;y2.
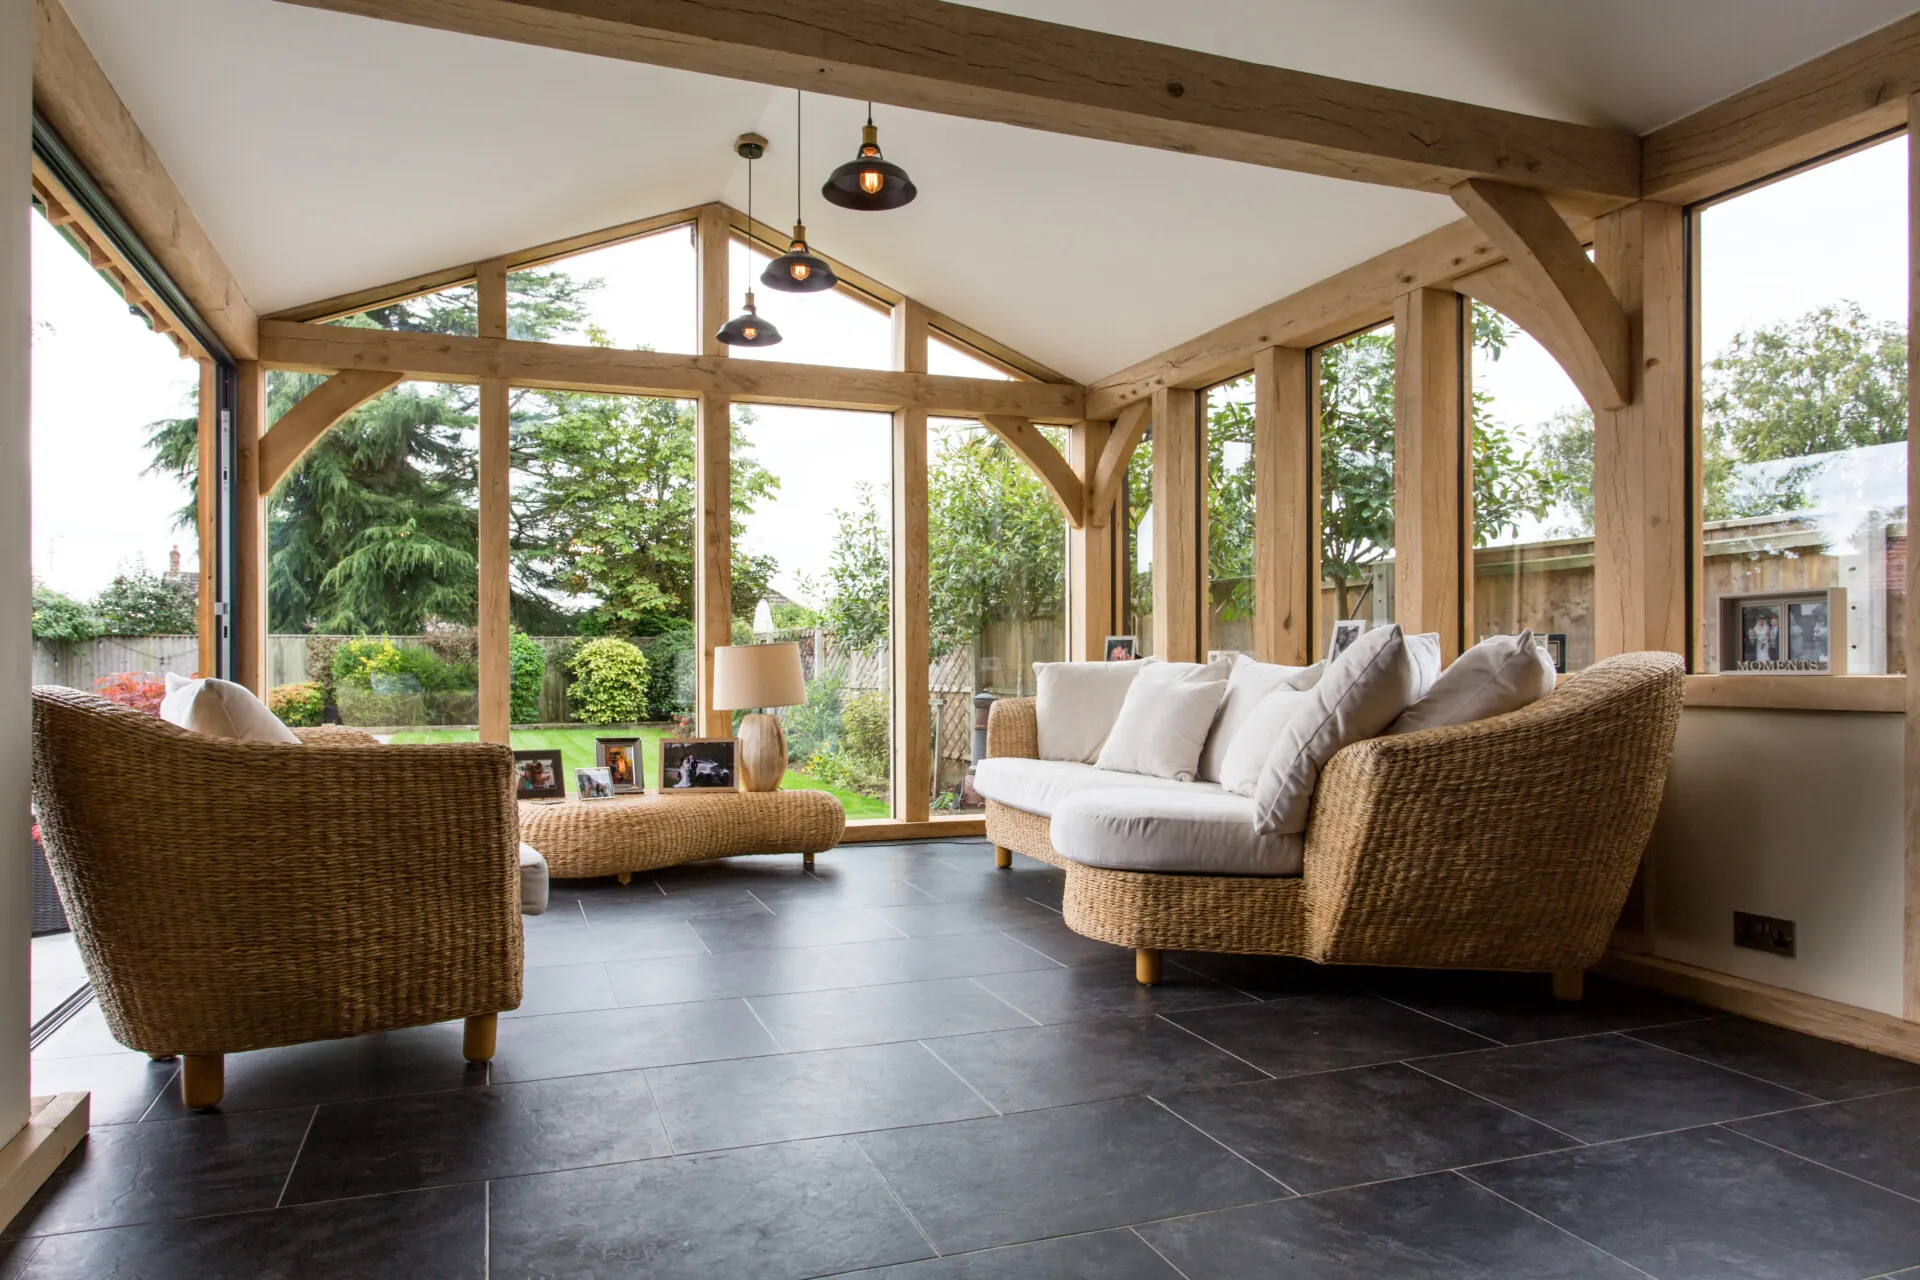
0;0;34;1143
1645;707;1905;1016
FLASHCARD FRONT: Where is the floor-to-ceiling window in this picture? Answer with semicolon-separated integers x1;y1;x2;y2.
1203;372;1255;658
1122;430;1155;658
1315;324;1396;656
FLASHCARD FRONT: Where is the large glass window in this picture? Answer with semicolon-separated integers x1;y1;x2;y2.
1204;373;1256;657
1697;135;1908;674
1316;324;1396;656
1471;305;1596;672
730;238;893;371
509;225;698;352
734;407;894;818
1122;429;1156;657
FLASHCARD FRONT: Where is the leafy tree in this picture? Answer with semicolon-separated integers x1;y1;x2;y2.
93;566;197;635
31;583;101;643
1533;407;1596;535
566;636;652;724
1206;389;1255;624
1317;329;1397;622
926;426;1066;652
810;483;892;650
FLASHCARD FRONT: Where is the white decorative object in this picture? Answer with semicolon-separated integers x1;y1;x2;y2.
1032;660;1149;763
1094;676;1228;782
1388;630;1557;736
159;674;300;744
712;643;807;792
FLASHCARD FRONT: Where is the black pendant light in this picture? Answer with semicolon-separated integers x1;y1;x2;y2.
822;102;917;211
717;134;783;348
763;92;838;293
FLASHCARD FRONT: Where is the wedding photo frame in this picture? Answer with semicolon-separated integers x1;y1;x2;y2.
1716;588;1846;674
659;738;739;792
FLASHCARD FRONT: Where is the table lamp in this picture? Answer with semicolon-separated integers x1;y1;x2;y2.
711;643;808;792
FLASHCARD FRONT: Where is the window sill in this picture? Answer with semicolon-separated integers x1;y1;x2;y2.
1682;673;1904;713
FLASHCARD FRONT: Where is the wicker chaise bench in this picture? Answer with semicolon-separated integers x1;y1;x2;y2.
520;788;845;881
982;652;1685;995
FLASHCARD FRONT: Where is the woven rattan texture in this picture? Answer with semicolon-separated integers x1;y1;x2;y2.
520;788;846;879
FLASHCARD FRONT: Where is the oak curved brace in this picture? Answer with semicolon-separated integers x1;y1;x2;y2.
258;370;404;494
1088;399;1153;526
977;414;1085;528
1450;178;1631;411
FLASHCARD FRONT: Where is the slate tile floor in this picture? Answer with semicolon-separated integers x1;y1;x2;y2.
17;839;1920;1279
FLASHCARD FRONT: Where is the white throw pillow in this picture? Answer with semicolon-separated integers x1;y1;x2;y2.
1134;656;1235;687
1197;657;1325;784
1250;625;1436;835
1031;661;1148;763
1388;630;1556;735
1094;677;1228;782
159;673;301;744
1218;687;1314;796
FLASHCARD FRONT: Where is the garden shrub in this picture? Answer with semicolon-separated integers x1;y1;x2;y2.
268;682;325;727
782;671;844;762
567;637;651;725
641;624;695;721
841;688;890;775
805;744;886;798
336;685;426;727
31;584;101;643
509;632;547;724
92;568;196;636
93;672;165;714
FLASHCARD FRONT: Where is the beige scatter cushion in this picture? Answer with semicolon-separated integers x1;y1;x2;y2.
159;673;301;744
1031;661;1149;763
1251;625;1436;835
1388;630;1556;735
1094;677;1229;783
1218;687;1315;797
1198;657;1325;784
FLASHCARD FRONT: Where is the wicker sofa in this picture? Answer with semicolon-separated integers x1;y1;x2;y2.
982;652;1684;995
30;686;525;1109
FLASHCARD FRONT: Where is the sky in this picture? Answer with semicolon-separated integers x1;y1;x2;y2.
30;132;1908;609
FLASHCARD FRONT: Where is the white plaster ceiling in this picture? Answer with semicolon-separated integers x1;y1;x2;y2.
60;0;1920;383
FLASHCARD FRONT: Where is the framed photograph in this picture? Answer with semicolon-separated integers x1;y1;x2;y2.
575;766;617;800
1739;602;1785;666
1328;618;1367;662
596;737;644;793
512;750;565;802
1786;600;1830;668
1717;588;1845;674
1544;633;1568;675
659;738;738;792
1104;635;1137;662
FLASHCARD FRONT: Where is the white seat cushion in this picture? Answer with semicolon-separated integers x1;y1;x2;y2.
518;842;550;916
1052;788;1304;877
974;757;1219;818
159;673;301;744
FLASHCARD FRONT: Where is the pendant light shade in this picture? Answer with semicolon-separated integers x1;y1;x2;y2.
717;133;784;348
762;95;838;292
716;290;782;347
822;107;916;211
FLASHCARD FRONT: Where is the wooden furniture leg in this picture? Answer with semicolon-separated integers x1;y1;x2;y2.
803;851;815;869
615;871;631;885
1136;948;1163;986
181;1054;224;1109
463;1013;498;1063
1552;969;1585;1002
994;845;1012;869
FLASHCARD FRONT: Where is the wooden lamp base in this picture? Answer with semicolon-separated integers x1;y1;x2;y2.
737;712;788;792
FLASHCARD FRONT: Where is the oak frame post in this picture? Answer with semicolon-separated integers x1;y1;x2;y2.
1392;288;1468;663
1906;95;1920;1021
231;361;268;695
476;257;511;745
1069;419;1114;660
695;205;733;738
892;406;931;822
1150;387;1201;662
1254;346;1313;664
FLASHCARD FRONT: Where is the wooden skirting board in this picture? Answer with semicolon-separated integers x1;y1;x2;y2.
0;1094;88;1232
1598;951;1920;1065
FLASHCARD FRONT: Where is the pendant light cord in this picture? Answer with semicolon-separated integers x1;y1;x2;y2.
796;91;804;224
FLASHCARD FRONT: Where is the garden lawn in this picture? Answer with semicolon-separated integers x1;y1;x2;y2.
386;723;889;819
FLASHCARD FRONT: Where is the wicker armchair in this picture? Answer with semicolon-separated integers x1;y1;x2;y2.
30;686;524;1109
984;652;1685;996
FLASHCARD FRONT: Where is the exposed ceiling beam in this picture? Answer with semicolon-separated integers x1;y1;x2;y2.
1088;399;1153;524
34;0;259;359
274;0;1641;202
1644;10;1920;206
978;415;1083;528
1451;178;1629;410
257;320;1085;420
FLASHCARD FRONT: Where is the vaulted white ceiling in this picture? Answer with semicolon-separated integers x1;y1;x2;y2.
60;0;1920;382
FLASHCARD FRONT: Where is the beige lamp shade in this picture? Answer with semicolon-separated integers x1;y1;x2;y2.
712;643;807;711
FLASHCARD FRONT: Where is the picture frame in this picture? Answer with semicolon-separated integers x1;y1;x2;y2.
1544;633;1568;675
1717;588;1846;674
1328;618;1367;662
1104;635;1137;662
595;736;644;794
659;738;739;792
575;767;617;800
511;749;565;802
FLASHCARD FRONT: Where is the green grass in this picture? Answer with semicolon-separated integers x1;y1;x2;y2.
386;723;890;819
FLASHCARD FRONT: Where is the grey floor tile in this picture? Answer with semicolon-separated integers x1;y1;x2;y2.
838;1229;1180;1278
1630;1017;1920;1101
856;1095;1283;1254
16;1184;484;1280
1168;994;1493;1077
998;921;1128;967
1164;952;1367;999
1141;1171;1640;1279
746;977;1035;1053
974;959;1253;1025
143;1022;483;1120
30;1052;174;1126
504;961;619;1019
868;900;1064;938
1415;1032;1815;1142
281;1069;671;1204
1372;970;1715;1045
1732;1087;1920;1199
1159;1062;1576;1193
489;1136;932;1280
488;1000;779;1083
604;932;1060;1007
1471;1125;1920;1280
0;1241;34;1280
648;1041;995;1152
747;878;943;913
689;907;906;954
924;1016;1268;1112
520;918;709;969
577;885;772;925
5;1107;314;1238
